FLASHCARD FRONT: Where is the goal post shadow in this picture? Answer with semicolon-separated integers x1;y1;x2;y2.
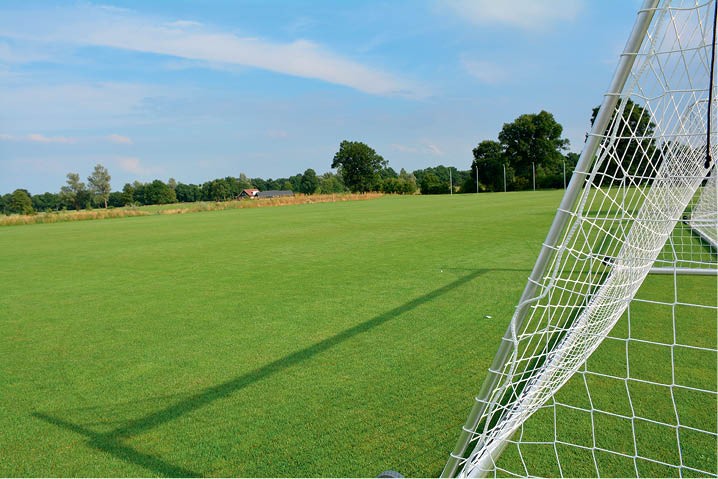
33;267;504;476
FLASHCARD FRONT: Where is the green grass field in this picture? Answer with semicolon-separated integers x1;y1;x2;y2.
1;192;714;477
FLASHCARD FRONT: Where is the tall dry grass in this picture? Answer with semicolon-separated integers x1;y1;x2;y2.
0;208;150;226
0;193;383;226
158;192;382;215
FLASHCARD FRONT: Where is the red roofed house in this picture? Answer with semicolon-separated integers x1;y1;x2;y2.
238;189;259;199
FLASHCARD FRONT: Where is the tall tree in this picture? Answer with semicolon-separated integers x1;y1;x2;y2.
238;173;253;190
299;168;319;195
499;111;569;188
60;173;89;210
590;98;657;182
88;164;112;208
331;141;387;192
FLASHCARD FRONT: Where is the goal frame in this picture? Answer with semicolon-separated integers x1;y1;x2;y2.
442;0;717;476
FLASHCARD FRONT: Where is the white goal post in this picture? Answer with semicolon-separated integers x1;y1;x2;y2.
443;1;718;477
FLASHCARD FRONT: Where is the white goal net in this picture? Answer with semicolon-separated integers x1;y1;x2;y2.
443;1;718;477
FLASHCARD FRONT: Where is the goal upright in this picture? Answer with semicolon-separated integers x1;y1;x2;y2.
443;1;718;477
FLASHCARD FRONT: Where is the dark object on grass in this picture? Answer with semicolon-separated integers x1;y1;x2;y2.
377;470;404;478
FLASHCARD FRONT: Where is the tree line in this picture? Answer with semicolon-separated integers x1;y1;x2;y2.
0;163;418;215
2;102;657;215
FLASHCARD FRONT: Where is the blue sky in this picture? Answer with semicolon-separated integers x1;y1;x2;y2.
0;0;641;194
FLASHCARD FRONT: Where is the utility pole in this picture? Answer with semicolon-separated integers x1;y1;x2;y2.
449;168;453;195
475;165;479;193
563;161;567;189
532;162;536;191
503;164;507;192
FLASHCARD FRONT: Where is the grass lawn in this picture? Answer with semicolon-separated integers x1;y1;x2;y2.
0;191;714;477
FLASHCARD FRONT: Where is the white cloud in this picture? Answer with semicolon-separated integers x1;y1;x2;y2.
461;57;507;84
442;0;584;30
0;133;77;143
0;4;422;97
27;133;77;144
107;133;133;144
116;156;161;176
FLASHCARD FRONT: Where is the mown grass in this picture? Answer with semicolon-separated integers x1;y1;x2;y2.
0;191;714;477
0;192;553;477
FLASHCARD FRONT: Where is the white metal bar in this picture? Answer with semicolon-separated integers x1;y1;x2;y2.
440;1;661;477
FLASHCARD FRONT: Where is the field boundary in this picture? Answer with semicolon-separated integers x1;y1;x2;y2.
0;192;384;227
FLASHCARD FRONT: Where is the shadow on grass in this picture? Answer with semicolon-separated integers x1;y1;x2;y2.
33;268;498;477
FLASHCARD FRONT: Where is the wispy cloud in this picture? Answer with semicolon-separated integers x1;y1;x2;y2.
116;156;161;176
442;0;584;30
27;133;76;144
391;141;444;156
266;129;289;139
106;133;133;144
390;143;419;153
423;141;444;156
461;57;507;84
0;4;423;97
165;20;203;29
0;133;77;143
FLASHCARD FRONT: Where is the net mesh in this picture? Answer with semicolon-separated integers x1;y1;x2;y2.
452;1;718;477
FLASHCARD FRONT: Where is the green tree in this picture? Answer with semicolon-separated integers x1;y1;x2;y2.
60;173;90;210
107;191;125;207
499;111;569;189
331;141;387;192
318;172;346;193
590;98;657;183
31;192;60;212
413;166;467;194
144;180;176;205
471;140;508;192
419;172;446;195
223;177;242;198
87;164;112;208
121;183;135;205
207;179;230;201
175;183;202;202
251;177;268;191
238;173;253;190
398;168;418;194
8;189;34;214
300;169;319;195
131;181;146;205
